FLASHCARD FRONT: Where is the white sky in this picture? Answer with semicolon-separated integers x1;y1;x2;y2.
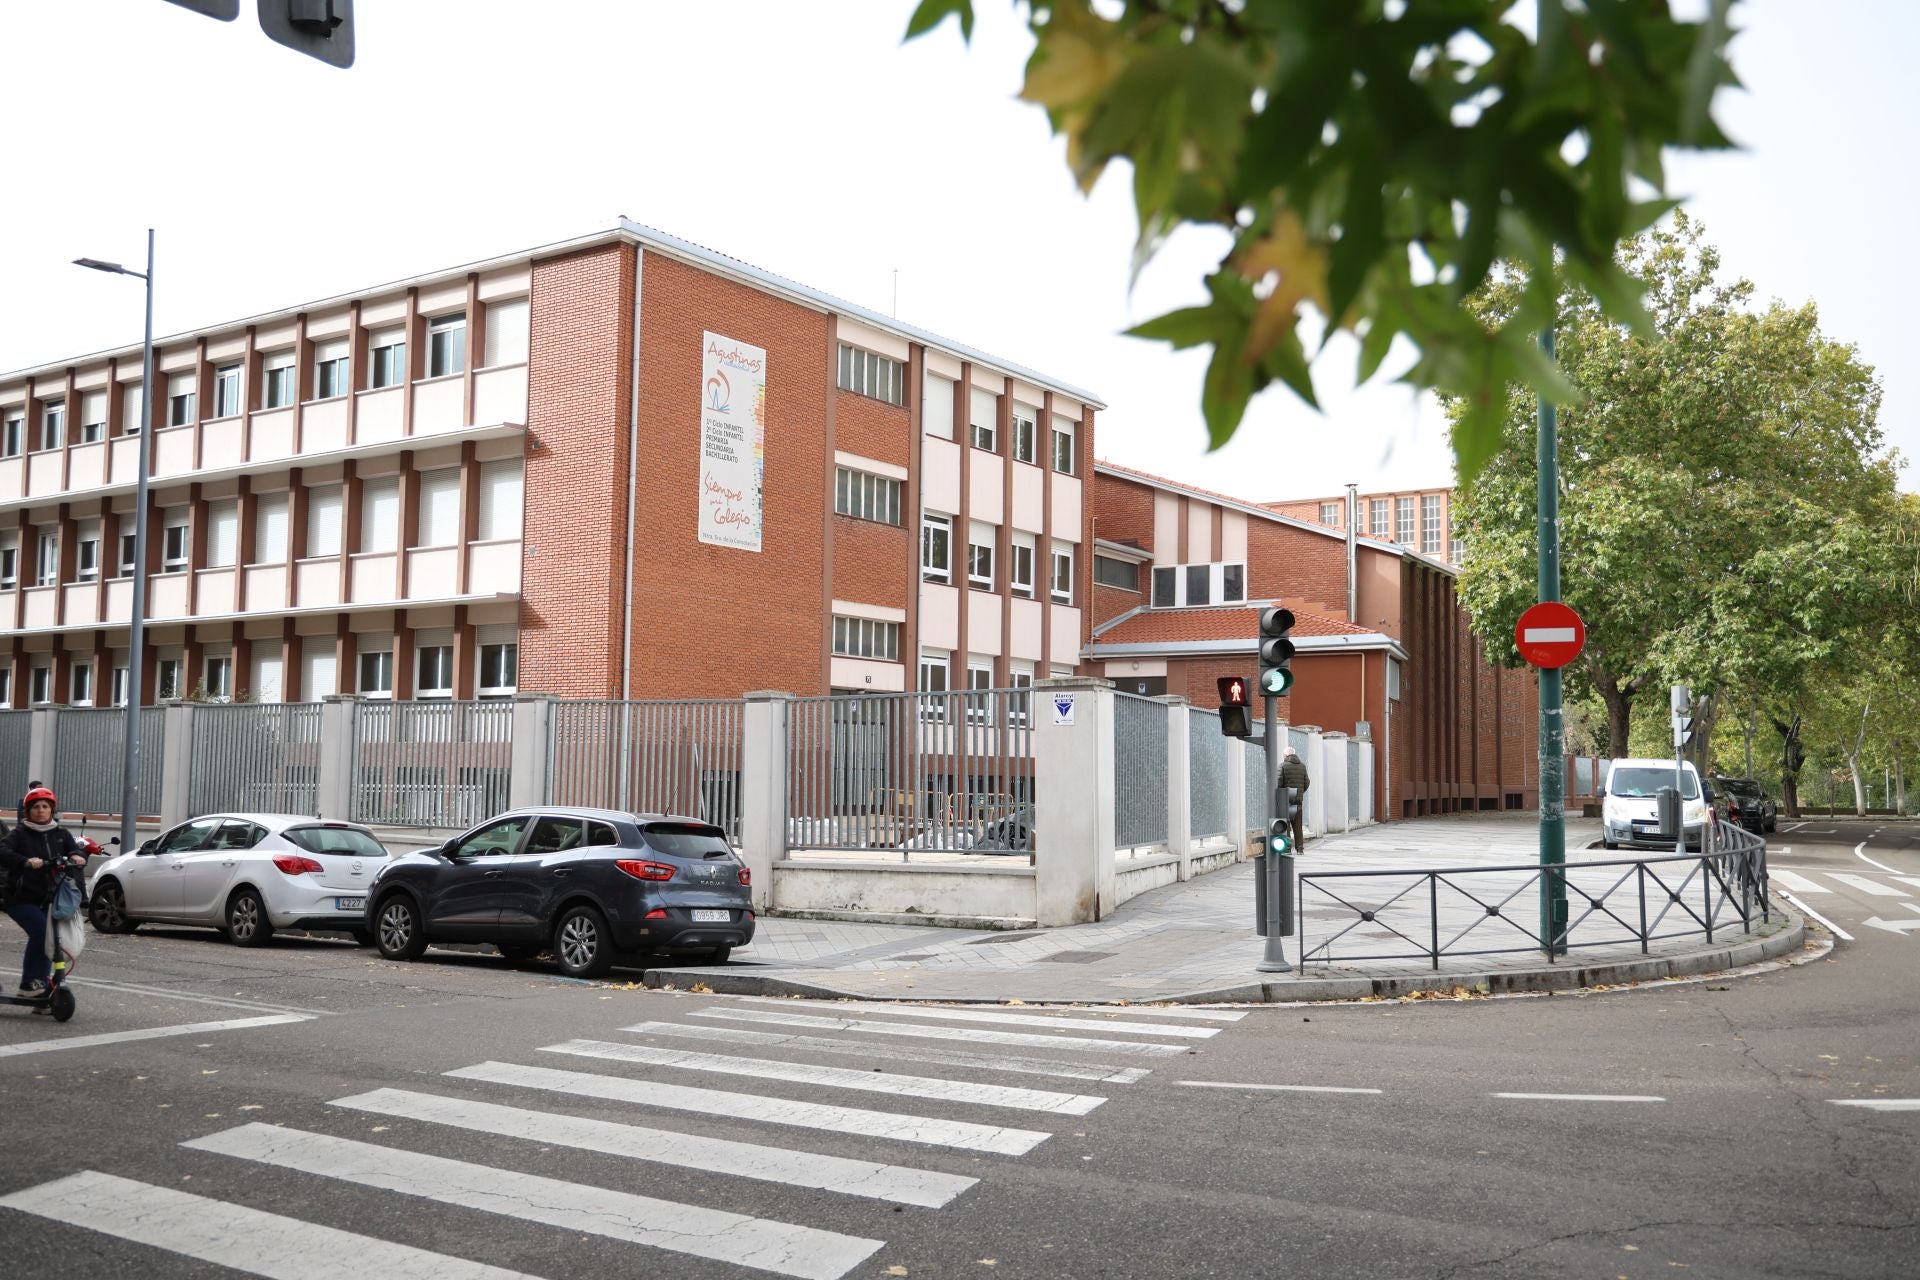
1;0;1912;503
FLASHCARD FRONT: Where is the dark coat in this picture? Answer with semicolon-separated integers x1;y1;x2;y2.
1;824;81;906
1279;755;1311;794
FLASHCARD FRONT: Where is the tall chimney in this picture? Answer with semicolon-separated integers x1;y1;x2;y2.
1345;482;1359;621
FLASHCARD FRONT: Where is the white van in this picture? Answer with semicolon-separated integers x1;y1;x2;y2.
1601;759;1709;851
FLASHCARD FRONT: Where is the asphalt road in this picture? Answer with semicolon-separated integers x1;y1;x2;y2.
1;820;1915;1280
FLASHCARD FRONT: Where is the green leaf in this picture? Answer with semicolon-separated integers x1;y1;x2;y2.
1127;304;1227;351
1201;323;1256;451
1681;0;1734;144
903;0;972;42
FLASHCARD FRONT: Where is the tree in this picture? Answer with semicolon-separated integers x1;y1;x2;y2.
1448;215;1895;762
906;0;1741;479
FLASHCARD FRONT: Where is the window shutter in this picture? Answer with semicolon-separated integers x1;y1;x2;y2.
81;390;108;426
478;459;524;541
300;637;337;700
262;350;295;371
307;486;343;558
418;469;461;547
969;388;997;430
361;478;400;553
314;338;350;364
923;374;954;439
255;494;289;562
121;384;143;433
250;654;284;703
207;501;239;568
483;299;531;366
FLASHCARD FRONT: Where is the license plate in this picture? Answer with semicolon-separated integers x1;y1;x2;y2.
691;909;730;923
335;897;366;911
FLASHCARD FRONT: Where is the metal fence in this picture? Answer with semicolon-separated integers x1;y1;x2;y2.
786;689;1034;854
1187;707;1228;841
1244;736;1270;829
52;708;165;816
0;710;30;807
1346;740;1362;824
1113;693;1168;851
351;700;513;828
189;703;323;817
1298;822;1772;968
549;699;745;838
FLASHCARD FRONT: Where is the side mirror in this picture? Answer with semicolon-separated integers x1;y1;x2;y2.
109;837;122;846
138;840;156;856
438;838;461;860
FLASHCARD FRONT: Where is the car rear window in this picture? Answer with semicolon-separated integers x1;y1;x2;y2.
1721;780;1761;797
639;822;733;859
1609;768;1699;799
284;826;388;858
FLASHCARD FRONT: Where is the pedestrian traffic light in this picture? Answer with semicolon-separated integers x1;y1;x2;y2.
1266;817;1292;856
1215;676;1252;739
1257;607;1296;697
257;0;355;67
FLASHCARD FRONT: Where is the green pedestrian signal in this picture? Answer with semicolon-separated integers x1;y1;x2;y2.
1257;606;1296;699
1266;818;1292;856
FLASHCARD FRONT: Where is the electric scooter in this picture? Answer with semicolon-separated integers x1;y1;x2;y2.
2;846;95;1023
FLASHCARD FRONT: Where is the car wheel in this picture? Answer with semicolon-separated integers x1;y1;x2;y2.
88;880;136;934
1601;839;1617;851
701;946;733;965
498;943;543;963
374;894;428;961
553;905;614;979
225;889;275;948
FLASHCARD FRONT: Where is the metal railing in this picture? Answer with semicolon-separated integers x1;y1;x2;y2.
0;709;32;807
1113;693;1168;851
1347;740;1362;824
53;707;165;816
189;703;323;817
1188;706;1228;841
351;699;513;828
1298;822;1772;969
549;699;744;839
786;689;1034;855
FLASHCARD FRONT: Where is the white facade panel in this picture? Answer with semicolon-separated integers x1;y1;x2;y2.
202;417;243;468
0;458;21;503
350;553;397;603
195;568;237;616
1153;492;1180;562
29;450;63;492
154;428;194;478
473;365;528;425
244;565;287;612
150;574;188;618
413;376;465;435
22;586;56;630
67;441;105;490
61;585;97;627
301;397;348;453
1009;597;1044;662
295;560;339;608
1011;464;1044;534
1186;500;1213;564
466;540;521;592
1050;473;1083;540
829;656;907;692
1049;605;1083;668
1222;509;1248;562
966;591;1003;656
918;582;959;651
406;547;459;598
355;387;404;442
249;407;295;462
968;450;1004;524
920;437;961;515
108;437;140;487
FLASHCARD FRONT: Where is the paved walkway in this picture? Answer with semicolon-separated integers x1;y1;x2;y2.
649;814;1803;1004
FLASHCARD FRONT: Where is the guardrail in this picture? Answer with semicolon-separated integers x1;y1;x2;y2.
1298;821;1772;969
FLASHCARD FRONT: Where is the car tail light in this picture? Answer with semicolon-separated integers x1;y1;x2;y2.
271;854;324;876
737;867;751;886
643;908;668;920
616;859;677;882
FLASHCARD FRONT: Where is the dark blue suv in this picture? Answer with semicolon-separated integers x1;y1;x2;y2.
365;807;753;977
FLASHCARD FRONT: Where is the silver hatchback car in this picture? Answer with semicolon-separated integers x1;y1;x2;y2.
86;813;392;946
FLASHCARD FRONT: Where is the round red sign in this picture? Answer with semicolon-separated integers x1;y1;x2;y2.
1514;601;1586;669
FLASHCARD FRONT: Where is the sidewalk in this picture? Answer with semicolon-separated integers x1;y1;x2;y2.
647;813;1804;1004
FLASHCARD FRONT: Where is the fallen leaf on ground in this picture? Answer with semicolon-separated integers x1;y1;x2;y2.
884;1268;909;1277
690;982;712;994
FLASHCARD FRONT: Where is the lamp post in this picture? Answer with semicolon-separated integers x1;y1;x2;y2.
74;231;155;857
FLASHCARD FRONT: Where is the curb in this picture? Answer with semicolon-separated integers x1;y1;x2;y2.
639;911;1806;1005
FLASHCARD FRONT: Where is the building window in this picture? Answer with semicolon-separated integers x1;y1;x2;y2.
1152;566;1176;607
40;401;65;451
203;655;233;700
965;661;994;723
35;531;58;586
1319;501;1341;528
1008;666;1033;723
262;353;296;409
923;373;955;438
831;616;901;662
206;500;239;569
1152;561;1248;608
0;668;10;705
967;523;994;589
306;485;344;557
833;467;902;525
30;666;52;706
111;665;130;708
416;646;453;699
837;344;904;405
1051;545;1074;604
162;521;189;572
1;415;21;457
1395;496;1415;545
417;469;461;548
369;329;406;389
75;534;99;582
212;365;242;419
1011;408;1037;464
1051;417;1076;474
1450;537;1465;565
313;340;350;399
254;494;289;563
1094;555;1139;592
478;459;524;541
80;391;107;443
168;373;197;427
70;664;93;707
1422;494;1443;554
478;643;518;695
483;299;531;367
360;478;400;554
1370;498;1389;538
1011;536;1035;598
121;383;144;435
1222;563;1245;603
1185;563;1211;607
357;650;394;699
918;652;950;705
156;658;184;701
427;314;467;378
921;513;952;584
117;533;136;577
968;388;997;453
0;544;16;589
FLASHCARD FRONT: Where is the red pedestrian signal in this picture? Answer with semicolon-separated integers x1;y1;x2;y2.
1216;676;1253;738
1217;676;1249;707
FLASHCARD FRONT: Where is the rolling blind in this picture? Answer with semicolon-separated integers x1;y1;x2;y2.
255;493;289;562
417;469;461;547
360;478;400;553
483;299;531;366
206;501;239;568
477;459;524;541
300;637;337;700
923;374;954;439
306;486;343;557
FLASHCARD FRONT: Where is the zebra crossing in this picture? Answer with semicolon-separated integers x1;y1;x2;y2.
0;996;1247;1279
1768;866;1920;898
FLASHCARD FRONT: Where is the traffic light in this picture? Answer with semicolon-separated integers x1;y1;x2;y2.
1257;607;1296;697
257;0;355;67
1266;817;1292;856
1215;676;1252;739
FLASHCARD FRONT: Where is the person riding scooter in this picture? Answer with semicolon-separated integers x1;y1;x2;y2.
2;786;88;1002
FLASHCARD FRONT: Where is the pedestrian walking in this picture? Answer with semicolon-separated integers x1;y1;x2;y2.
1279;745;1310;852
2;786;87;1004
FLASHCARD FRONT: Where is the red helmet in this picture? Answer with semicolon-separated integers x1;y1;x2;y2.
22;786;56;810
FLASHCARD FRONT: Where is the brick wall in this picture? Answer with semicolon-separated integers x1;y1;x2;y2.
835;392;910;470
831;516;912;610
1091;472;1154;549
1243;518;1349;615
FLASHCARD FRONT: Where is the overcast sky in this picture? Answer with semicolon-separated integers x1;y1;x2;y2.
1;1;1912;504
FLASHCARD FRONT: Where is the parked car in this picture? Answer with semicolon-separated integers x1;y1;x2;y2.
971;804;1035;854
1714;776;1777;834
1600;760;1713;851
86;814;392;946
364;807;753;978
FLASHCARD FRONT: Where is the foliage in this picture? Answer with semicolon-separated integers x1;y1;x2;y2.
906;0;1741;479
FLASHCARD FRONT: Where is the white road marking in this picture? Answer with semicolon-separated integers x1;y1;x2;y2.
70;977;335;1018
1830;1098;1920;1112
330;1087;976;1208
0;1170;538;1279
1768;869;1831;895
1174;1081;1382;1095
1830;873;1908;898
543;1038;1105;1115
184;1123;883;1280
1896;876;1920;892
1780;891;1855;942
447;1060;1051;1155
693;1008;1190;1057
0;1013;311;1059
732;996;1218;1038
1491;1093;1666;1103
622;1019;1151;1084
1778;821;1808;833
1861;914;1920;937
1854;842;1905;875
1064;1005;1246;1022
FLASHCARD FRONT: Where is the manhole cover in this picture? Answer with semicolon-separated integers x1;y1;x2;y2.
1041;951;1114;964
968;933;1041;945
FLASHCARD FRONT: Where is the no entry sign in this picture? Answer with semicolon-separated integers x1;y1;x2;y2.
1515;601;1586;669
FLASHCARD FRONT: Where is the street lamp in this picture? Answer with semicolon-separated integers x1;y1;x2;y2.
74;231;155;858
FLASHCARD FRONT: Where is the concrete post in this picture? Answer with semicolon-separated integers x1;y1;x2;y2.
739;691;792;912
1322;731;1350;833
509;693;556;810
1161;696;1192;879
26;707;58;799
315;696;360;821
1299;723;1327;836
1224;735;1248;861
1357;737;1376;825
1034;677;1115;925
158;701;195;829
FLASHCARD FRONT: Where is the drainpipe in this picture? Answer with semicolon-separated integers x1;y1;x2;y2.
1345;482;1358;621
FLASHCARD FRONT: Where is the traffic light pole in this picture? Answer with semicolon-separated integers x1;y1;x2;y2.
1256;691;1293;972
1537;324;1568;956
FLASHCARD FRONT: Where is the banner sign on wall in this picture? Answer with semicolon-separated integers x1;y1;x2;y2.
697;331;767;552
